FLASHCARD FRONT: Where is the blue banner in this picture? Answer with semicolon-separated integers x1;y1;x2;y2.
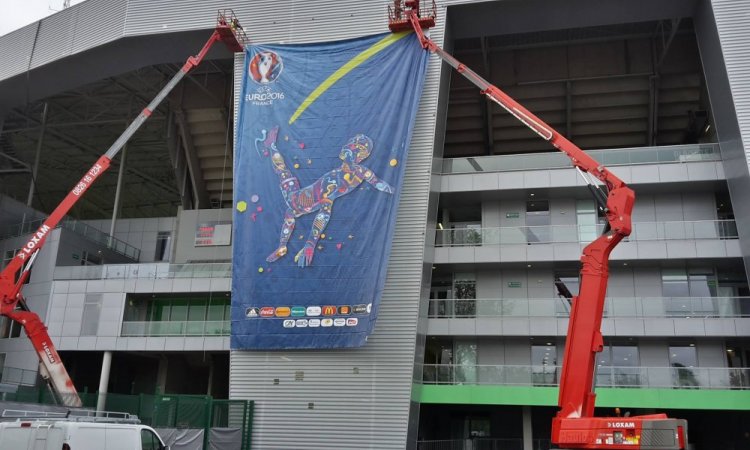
231;32;429;350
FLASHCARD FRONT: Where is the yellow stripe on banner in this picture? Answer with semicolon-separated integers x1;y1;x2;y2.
289;32;411;125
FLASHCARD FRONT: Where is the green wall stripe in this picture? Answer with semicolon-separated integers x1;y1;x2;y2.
416;385;750;410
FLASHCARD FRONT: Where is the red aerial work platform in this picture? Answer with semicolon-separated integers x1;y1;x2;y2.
0;10;248;408
388;2;688;449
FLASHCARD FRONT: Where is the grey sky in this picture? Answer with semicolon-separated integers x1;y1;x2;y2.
1;0;86;37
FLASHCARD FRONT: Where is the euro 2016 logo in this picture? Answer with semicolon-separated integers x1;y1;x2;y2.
249;51;283;84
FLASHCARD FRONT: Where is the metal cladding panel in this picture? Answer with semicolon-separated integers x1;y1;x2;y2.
711;0;750;165
124;0;394;43
708;0;750;278
0;23;39;80
69;0;128;54
27;0;126;70
229;4;448;450
123;0;221;36
28;7;78;70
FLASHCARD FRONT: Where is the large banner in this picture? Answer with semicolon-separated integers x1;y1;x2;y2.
232;32;429;350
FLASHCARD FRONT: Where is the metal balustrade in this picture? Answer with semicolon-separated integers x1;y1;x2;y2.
3;217;140;260
0;366;39;387
54;262;232;280
419;364;750;389
442;143;720;174
427;297;750;318
436;220;738;246
120;320;230;337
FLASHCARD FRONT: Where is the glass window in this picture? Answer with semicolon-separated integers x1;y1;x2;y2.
0;317;11;339
663;269;720;316
450;222;482;245
429;277;452;318
81;294;102;336
554;272;579;316
169;299;188;322
454;340;477;383
532;342;558;385
154;231;172;262
188;302;207;322
2;250;16;269
662;269;689;297
526;200;550;243
465;416;491;438
9;320;22;338
576;199;599;242
423;338;453;384
669;344;699;387
597;344;639;387
453;273;476;317
207;303;226;322
141;429;161;450
3;249;28;284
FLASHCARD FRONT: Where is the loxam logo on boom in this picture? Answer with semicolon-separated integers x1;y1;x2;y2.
607;422;635;428
16;225;51;260
42;341;56;364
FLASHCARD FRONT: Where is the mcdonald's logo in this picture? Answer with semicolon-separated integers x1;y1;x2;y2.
322;305;337;316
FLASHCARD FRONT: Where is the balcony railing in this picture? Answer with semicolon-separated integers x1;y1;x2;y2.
2;217;140;261
442;143;720;174
437;220;738;246
0;366;39;387
54;262;232;281
428;297;750;319
121;320;230;337
419;364;750;390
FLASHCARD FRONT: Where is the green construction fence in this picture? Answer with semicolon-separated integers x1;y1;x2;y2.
3;386;254;450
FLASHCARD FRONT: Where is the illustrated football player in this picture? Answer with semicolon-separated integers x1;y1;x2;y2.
256;126;394;267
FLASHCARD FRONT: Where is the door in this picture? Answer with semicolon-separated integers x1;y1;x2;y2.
526;200;550;243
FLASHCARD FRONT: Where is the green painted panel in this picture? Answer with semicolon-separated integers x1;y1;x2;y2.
416;385;750;410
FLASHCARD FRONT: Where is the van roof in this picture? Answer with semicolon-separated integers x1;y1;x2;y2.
1;409;141;424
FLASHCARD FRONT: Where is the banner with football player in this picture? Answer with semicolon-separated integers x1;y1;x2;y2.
232;32;429;349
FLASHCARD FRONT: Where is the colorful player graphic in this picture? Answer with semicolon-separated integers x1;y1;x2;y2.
255;126;394;267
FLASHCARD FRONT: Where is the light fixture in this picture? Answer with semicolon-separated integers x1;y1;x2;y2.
546;342;552;346
527;264;532;268
530;193;535;197
437;223;444;230
689;343;695;347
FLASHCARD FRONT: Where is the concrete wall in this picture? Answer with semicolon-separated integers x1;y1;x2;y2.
46;276;230;352
173;209;232;263
84;217;177;263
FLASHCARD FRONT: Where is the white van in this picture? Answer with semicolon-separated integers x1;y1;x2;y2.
0;412;168;450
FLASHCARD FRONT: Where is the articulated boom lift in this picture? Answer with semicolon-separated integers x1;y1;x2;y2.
389;2;688;449
0;11;247;408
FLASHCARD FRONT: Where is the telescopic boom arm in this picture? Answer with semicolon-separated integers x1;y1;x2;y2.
0;10;247;408
390;2;687;448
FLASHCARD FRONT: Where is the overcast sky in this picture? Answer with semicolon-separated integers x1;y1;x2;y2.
0;0;86;37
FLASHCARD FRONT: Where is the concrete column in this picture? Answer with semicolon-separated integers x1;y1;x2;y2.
27;102;48;207
109;144;127;244
522;405;533;450
96;351;113;413
156;355;168;394
206;355;214;396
